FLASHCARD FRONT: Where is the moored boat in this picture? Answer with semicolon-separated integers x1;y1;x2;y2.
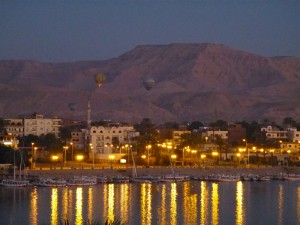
1;179;29;187
162;174;190;182
36;177;67;187
67;176;97;186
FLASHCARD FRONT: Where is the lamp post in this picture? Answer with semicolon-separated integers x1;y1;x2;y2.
70;142;74;161
201;154;206;167
109;155;115;169
31;142;34;169
76;155;84;169
63;146;68;167
243;139;249;165
33;147;37;169
236;153;241;166
146;145;151;167
90;143;94;169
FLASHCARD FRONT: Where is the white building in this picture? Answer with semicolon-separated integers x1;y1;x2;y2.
205;130;228;141
89;124;139;161
23;114;61;137
5;114;61;137
4;119;24;137
261;125;299;142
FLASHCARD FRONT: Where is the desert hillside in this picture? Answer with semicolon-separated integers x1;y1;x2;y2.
0;43;299;124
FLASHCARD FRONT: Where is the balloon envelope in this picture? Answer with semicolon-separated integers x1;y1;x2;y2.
143;78;155;91
68;102;77;111
95;73;106;87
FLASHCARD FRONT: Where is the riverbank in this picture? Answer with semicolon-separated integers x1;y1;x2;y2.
23;166;300;179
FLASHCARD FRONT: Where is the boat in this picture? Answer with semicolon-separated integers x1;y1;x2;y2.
217;174;240;182
67;176;97;186
284;173;300;181
111;176;130;183
162;173;190;182
36;177;67;187
1;178;29;187
0;149;29;187
97;176;108;183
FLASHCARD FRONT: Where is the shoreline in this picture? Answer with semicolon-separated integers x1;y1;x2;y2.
24;166;300;179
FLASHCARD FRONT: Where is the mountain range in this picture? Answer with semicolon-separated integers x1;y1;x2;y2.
0;43;300;124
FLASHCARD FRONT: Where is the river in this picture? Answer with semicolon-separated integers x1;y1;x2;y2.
0;180;299;225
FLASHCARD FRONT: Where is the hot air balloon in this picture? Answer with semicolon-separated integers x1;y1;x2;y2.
68;102;77;111
94;72;106;87
143;78;155;91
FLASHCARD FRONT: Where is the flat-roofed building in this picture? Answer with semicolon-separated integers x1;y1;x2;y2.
4;114;61;137
89;124;139;161
23;114;61;137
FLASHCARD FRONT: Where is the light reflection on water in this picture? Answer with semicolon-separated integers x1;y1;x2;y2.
30;187;38;225
236;181;244;225
212;182;219;225
297;186;300;223
50;188;58;225
1;181;299;225
200;181;208;225
278;184;283;225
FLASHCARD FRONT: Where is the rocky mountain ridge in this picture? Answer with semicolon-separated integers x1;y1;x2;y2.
0;43;299;124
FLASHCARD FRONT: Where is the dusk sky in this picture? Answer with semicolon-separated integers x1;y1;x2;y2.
1;0;299;62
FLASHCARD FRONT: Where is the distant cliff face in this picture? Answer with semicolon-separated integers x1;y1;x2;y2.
0;43;300;124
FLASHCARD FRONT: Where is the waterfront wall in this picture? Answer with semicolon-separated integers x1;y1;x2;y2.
22;166;300;179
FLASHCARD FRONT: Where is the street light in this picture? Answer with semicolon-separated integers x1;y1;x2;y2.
146;144;151;167
31;142;34;169
63;146;69;167
90;143;94;169
243;139;249;165
33;147;37;169
76;154;84;169
236;153;241;165
109;154;115;169
201;154;206;167
70;142;74;161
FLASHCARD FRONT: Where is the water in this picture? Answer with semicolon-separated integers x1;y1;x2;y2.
0;181;299;225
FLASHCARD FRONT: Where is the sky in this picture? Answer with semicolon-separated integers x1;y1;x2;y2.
0;0;299;62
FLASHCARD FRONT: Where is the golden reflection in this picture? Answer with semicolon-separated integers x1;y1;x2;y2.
75;187;83;225
170;183;177;225
103;184;108;219
88;187;93;222
278;184;283;225
120;184;129;223
62;188;68;219
51;188;58;225
212;183;219;225
200;181;208;225
158;184;167;225
297;186;300;223
236;181;244;225
108;184;115;222
183;182;197;224
68;189;74;222
30;187;38;225
140;183;152;225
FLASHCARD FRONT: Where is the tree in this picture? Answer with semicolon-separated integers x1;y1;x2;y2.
179;132;202;150
282;117;297;127
59;127;72;144
210;120;228;130
0;118;7;135
39;133;62;152
188;121;204;131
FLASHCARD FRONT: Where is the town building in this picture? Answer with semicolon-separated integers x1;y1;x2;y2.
172;130;191;146
227;123;246;146
4;113;62;137
89;123;139;161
